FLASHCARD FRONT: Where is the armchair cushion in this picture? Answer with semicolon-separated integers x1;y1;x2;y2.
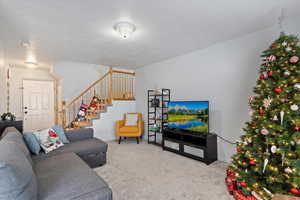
119;126;139;133
125;113;138;126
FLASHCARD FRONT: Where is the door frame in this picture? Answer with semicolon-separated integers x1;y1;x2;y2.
22;79;56;129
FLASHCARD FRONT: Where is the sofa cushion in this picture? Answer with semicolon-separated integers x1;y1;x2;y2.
0;141;37;200
32;138;108;168
1;127;32;164
34;152;112;200
33;138;107;158
65;128;94;142
120;126;139;133
58;138;108;155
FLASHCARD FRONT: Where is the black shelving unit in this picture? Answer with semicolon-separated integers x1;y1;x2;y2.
147;89;170;146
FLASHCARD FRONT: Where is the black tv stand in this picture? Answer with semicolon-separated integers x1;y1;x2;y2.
162;128;217;165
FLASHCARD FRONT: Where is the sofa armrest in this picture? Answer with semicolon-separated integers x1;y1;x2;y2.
65;128;94;142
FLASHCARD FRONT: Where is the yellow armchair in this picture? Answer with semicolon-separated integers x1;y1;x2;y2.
116;113;144;144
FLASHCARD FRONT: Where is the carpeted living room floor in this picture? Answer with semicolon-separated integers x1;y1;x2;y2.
95;140;232;200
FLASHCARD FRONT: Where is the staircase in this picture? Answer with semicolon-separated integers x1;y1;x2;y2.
61;67;135;130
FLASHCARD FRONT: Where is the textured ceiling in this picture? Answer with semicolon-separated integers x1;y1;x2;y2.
0;0;300;68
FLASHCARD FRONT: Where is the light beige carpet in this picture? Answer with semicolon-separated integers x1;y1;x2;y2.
95;140;232;200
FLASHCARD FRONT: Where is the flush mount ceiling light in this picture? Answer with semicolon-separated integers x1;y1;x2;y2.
113;22;136;39
22;41;31;48
24;61;38;68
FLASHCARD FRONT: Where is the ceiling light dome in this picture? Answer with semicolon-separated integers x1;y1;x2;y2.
114;22;136;39
24;61;38;68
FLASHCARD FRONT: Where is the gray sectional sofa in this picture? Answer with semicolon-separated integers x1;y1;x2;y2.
0;126;112;200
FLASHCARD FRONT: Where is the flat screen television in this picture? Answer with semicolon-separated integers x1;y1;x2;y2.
167;101;209;133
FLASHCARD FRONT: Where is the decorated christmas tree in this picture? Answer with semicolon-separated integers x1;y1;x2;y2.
228;33;300;200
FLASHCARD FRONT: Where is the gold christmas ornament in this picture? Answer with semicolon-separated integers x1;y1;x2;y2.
253;183;260;188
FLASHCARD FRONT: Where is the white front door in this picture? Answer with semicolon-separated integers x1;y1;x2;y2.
23;80;55;131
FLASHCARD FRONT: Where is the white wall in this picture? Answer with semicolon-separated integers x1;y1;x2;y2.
54;61;109;101
0;40;4;66
9;66;55;120
135;18;300;162
0;41;7;115
92;100;136;141
0;66;7;115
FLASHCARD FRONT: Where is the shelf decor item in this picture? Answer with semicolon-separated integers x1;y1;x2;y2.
1;112;16;121
147;88;170;146
150;99;160;108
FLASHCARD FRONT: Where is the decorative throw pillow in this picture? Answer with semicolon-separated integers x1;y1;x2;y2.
52;125;70;144
34;128;64;154
23;132;41;155
125;114;138;126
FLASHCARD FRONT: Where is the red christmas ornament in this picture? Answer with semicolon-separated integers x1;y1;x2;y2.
259;74;265;80
225;176;237;195
257;109;264;115
249;159;256;165
234;190;257;200
274;88;282;93
237;147;241;153
226;168;236;177
290;188;300;195
293;126;300;131
271;43;279;49
240;182;247;187
250;122;256;127
267;71;273;76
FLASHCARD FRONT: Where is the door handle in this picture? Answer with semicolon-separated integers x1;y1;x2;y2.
24;106;28;109
24;111;28;114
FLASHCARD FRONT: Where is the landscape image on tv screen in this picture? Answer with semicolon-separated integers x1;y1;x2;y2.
167;101;209;133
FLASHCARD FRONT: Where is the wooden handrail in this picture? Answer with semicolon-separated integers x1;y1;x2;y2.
66;71;110;107
112;69;135;76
